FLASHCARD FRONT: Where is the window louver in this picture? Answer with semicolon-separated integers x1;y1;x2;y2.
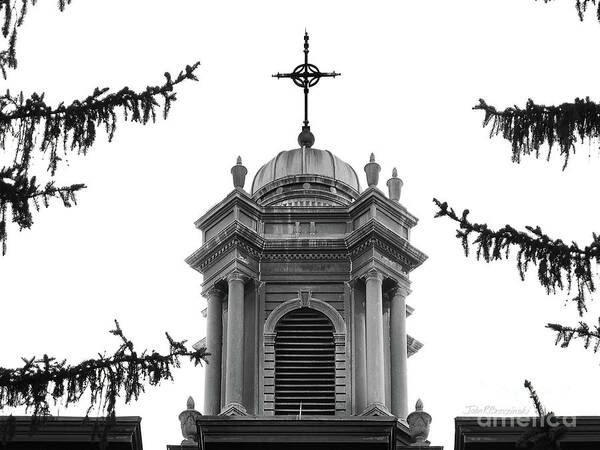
274;308;336;415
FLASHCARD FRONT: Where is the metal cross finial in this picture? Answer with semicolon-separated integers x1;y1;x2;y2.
272;32;340;147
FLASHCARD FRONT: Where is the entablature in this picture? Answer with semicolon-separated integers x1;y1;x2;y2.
347;219;428;275
185;221;263;273
349;188;418;241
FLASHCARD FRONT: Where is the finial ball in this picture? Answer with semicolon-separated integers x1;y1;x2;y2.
298;126;315;148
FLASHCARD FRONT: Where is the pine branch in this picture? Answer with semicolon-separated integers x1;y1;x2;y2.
0;165;85;255
0;1;72;77
473;97;600;170
524;379;546;418
0;62;200;175
0;320;208;419
0;62;199;255
547;319;600;352
538;0;600;23
517;380;567;450
433;198;600;313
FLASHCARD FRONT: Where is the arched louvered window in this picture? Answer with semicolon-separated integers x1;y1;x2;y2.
274;307;336;415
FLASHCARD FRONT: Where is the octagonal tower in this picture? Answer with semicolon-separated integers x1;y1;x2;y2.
186;147;426;420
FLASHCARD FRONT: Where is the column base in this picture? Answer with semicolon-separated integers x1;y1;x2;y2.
360;402;392;417
219;403;248;416
410;440;431;447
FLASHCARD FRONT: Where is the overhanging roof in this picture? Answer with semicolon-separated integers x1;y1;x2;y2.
0;416;143;450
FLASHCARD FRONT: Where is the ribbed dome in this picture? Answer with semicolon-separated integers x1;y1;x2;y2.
251;148;360;195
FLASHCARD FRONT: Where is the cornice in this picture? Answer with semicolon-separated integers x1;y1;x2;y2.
346;220;428;271
407;335;423;357
260;252;350;262
188;214;427;276
261;208;351;221
263;237;347;250
455;416;600;449
0;416;143;449
350;187;419;228
193;188;261;230
188;222;353;272
185;221;263;271
252;174;360;204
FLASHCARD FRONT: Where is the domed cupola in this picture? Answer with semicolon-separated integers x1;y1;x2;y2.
251;147;360;207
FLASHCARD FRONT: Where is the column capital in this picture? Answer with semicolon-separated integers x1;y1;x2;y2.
388;284;411;300
365;268;384;283
202;286;225;300
226;270;248;284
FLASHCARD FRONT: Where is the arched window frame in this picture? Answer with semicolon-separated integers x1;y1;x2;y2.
263;295;346;415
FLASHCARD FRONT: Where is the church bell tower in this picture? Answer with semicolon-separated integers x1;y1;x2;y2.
180;33;439;449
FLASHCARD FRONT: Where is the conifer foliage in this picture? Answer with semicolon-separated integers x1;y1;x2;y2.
437;2;600;359
0;62;200;255
0;0;72;78
547;320;600;353
0;320;208;419
517;380;566;449
538;0;600;23
474;97;600;170
433;199;600;353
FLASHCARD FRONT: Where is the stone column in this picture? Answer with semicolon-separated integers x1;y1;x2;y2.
364;268;387;413
223;270;247;415
353;285;367;413
390;285;409;419
204;287;224;415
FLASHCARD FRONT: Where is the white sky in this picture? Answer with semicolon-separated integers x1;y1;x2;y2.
1;1;600;448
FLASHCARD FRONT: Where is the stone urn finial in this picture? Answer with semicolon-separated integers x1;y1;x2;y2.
407;398;432;446
231;156;248;189
364;153;381;188
386;167;403;202
178;396;202;446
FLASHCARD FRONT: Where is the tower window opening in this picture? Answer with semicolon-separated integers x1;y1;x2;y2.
274;308;336;415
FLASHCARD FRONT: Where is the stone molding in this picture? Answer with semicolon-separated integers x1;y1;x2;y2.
387;284;411;300
261;252;349;262
349;236;412;273
202;286;225;300
365;268;384;283
264;332;276;345
219;402;248;416
333;333;346;346
226;270;248;284
360;402;392;417
194;232;262;271
264;296;347;335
